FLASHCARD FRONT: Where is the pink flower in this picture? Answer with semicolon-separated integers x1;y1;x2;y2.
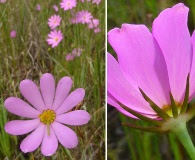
77;10;93;24
4;73;90;156
72;48;82;57
10;30;16;38
47;30;63;48
53;5;59;12
36;4;41;11
0;0;6;3
48;15;61;30
66;54;75;61
92;0;101;5
108;3;194;119
88;18;99;29
94;27;101;33
60;0;77;11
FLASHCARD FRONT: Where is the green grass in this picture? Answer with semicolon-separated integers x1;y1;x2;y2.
0;0;105;159
107;0;195;159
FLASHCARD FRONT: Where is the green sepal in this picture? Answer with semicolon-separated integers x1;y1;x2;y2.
139;88;170;120
180;74;190;114
170;92;178;118
122;122;168;133
119;102;162;126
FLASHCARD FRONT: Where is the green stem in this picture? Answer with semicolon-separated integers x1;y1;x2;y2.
63;148;74;160
171;122;195;160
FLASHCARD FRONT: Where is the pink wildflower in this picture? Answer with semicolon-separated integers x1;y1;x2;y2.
88;18;99;29
60;0;77;11
108;3;194;119
36;4;41;11
92;0;101;5
77;10;93;24
72;48;82;57
53;5;59;12
47;30;63;48
66;54;75;61
10;30;16;38
4;73;90;156
48;15;61;30
0;0;6;3
94;27;101;33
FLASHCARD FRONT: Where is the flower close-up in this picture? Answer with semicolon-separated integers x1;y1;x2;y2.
60;0;77;11
77;10;93;24
108;3;195;119
47;30;63;48
48;15;61;30
4;73;90;156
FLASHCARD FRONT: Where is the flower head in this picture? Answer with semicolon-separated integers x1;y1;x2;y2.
66;53;75;61
10;30;16;38
60;0;77;11
72;48;82;57
88;18;99;29
0;0;6;3
48;15;61;30
108;3;195;121
92;0;101;5
36;4;41;11
47;30;63;48
4;73;90;156
53;5;59;12
77;10;93;24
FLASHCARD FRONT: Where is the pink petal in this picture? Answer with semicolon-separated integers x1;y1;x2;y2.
4;97;40;118
5;119;40;135
108;92;137;119
56;88;85;115
20;80;46;112
108;24;170;107
108;92;158;119
152;3;192;102
52;122;78;148
52;77;72;111
190;31;195;100
107;53;155;114
41;126;58;156
20;124;45;153
56;110;90;125
40;73;55;109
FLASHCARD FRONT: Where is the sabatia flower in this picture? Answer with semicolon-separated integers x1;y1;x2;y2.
77;10;93;24
88;18;99;29
4;73;90;156
47;30;63;48
108;3;195;119
92;0;101;5
10;30;16;38
48;15;61;30
60;0;77;11
53;5;59;12
66;54;75;61
36;4;41;11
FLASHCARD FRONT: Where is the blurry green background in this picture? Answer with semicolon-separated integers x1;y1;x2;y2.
107;0;195;160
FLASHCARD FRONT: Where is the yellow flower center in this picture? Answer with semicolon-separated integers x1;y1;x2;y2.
54;37;59;42
39;109;56;125
162;103;182;117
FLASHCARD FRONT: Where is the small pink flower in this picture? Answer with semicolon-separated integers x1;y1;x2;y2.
47;30;63;48
92;0;101;5
77;10;93;24
72;48;82;57
66;54;75;61
36;4;41;11
53;5;59;12
88;18;99;29
60;0;77;11
94;27;101;33
10;30;16;38
48;15;61;30
0;0;6;3
4;73;90;156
